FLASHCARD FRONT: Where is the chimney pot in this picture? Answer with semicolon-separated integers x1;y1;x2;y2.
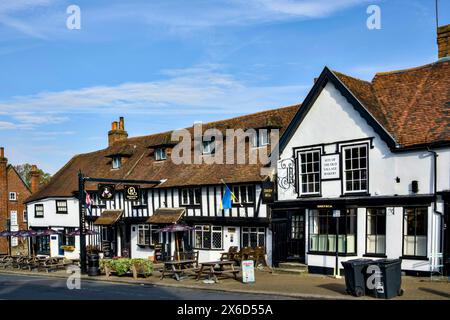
112;121;118;130
437;24;450;59
0;147;4;159
119;117;124;130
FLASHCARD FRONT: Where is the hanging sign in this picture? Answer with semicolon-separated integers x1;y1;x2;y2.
321;154;340;180
124;185;140;201
261;181;275;203
242;260;255;283
98;184;115;200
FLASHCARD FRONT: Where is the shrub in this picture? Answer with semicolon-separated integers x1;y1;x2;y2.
131;258;153;277
110;258;132;276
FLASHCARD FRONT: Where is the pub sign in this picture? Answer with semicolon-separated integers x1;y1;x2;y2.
98;184;115;200
125;185;140;201
261;181;275;203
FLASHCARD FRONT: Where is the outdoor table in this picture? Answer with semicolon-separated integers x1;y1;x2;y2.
196;260;239;283
161;259;198;281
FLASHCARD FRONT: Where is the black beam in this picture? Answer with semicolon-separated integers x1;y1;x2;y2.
78;171;87;274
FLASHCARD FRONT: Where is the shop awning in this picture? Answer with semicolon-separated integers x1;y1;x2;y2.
146;208;185;224
93;210;123;225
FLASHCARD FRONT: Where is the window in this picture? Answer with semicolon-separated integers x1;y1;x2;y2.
232;185;255;204
343;145;368;193
252;129;270;147
309;209;357;254
10;211;17;226
366;208;386;255
35;235;50;255
34;204;44;218
155;148;166;161
242;227;265;247
194;225;222;249
112;157;121;169
403;207;427;257
63;227;76;246
181;188;201;205
137;224;160;246
299;150;321;195
56;200;68;214
202;138;215;154
23;210;27;223
291;215;304;240
9;192;17;201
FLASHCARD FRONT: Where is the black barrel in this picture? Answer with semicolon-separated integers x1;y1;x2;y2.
87;253;99;276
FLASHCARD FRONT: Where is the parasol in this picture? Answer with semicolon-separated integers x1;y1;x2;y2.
67;229;99;236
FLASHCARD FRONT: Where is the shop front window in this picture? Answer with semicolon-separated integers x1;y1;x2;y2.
403;207;427;257
309;208;356;254
366;208;386;255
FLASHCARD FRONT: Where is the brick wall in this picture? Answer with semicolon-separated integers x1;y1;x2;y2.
438;24;450;59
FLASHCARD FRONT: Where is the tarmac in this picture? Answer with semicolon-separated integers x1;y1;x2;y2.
0;267;448;300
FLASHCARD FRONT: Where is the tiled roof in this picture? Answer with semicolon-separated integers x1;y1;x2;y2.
25;105;299;202
332;59;450;147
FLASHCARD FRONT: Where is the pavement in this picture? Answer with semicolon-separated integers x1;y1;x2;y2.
0;267;448;300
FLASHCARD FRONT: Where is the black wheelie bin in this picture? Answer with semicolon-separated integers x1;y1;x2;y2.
341;259;373;297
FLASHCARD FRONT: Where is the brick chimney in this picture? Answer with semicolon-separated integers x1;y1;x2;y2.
30;165;40;193
438;24;450;59
108;117;128;146
0;148;8;236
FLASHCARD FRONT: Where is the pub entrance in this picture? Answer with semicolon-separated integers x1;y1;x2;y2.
272;209;306;266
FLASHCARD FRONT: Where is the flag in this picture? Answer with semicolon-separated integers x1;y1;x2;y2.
220;184;236;210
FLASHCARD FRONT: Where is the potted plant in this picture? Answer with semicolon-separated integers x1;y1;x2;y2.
131;258;153;279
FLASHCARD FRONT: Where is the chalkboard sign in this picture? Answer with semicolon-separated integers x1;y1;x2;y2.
241;260;255;283
102;240;112;258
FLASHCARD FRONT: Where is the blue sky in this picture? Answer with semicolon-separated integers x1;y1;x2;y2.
0;0;449;174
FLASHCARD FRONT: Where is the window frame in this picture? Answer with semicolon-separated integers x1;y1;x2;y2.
194;225;223;250
298;149;321;196
365;208;387;256
241;227;266;248
136;224;160;246
308;208;357;255
402;207;428;259
155;148;167;161
55;200;68;214
112;157;121;169
34;204;44;218
232;185;255;204
9;192;17;201
342;144;369;194
180;188;201;206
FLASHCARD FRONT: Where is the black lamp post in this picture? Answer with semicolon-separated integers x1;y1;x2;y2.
78;171;87;274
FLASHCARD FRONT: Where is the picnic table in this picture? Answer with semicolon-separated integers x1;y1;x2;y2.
160;259;198;281
196;260;239;283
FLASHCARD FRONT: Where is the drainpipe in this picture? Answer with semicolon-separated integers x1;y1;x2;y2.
427;147;443;272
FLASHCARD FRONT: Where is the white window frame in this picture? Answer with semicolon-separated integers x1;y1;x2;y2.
194;225;222;249
298;149;321;195
232;185;255;204
34;204;44;218
137;224;159;246
9;192;17;201
56;200;68;214
112;157;121;169
252;129;270;148
342;144;368;194
242;227;265;247
10;211;18;226
202;139;215;155
181;188;201;205
155;148;166;161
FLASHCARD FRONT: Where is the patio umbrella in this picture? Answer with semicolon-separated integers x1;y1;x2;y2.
157;224;195;260
14;230;38;237
67;229;99;236
35;229;61;236
0;230;12;237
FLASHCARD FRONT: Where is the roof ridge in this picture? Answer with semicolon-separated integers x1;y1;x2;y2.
331;70;373;84
374;60;441;77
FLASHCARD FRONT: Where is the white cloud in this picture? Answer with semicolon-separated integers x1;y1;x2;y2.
0;64;307;129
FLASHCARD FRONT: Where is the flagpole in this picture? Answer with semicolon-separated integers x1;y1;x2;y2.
220;179;243;207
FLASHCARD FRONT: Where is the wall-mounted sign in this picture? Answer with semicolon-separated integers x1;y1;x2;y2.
317;204;333;209
261;181;275;203
241;260;255;283
124;185;140;201
98;184;115;200
321;154;340;180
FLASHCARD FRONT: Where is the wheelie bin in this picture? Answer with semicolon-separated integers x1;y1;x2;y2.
369;259;404;299
341;259;373;297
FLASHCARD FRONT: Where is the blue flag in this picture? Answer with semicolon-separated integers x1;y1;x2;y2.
220;185;234;209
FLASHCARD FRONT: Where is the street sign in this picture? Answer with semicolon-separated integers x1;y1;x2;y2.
124;185;140;201
98;184;115;200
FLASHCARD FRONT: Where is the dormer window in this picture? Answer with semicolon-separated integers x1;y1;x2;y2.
202;138;215;155
155;148;166;161
112;157;121;169
252;129;270;147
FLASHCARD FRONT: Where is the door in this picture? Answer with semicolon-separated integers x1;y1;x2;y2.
271;218;289;267
288;212;305;262
120;223;131;257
